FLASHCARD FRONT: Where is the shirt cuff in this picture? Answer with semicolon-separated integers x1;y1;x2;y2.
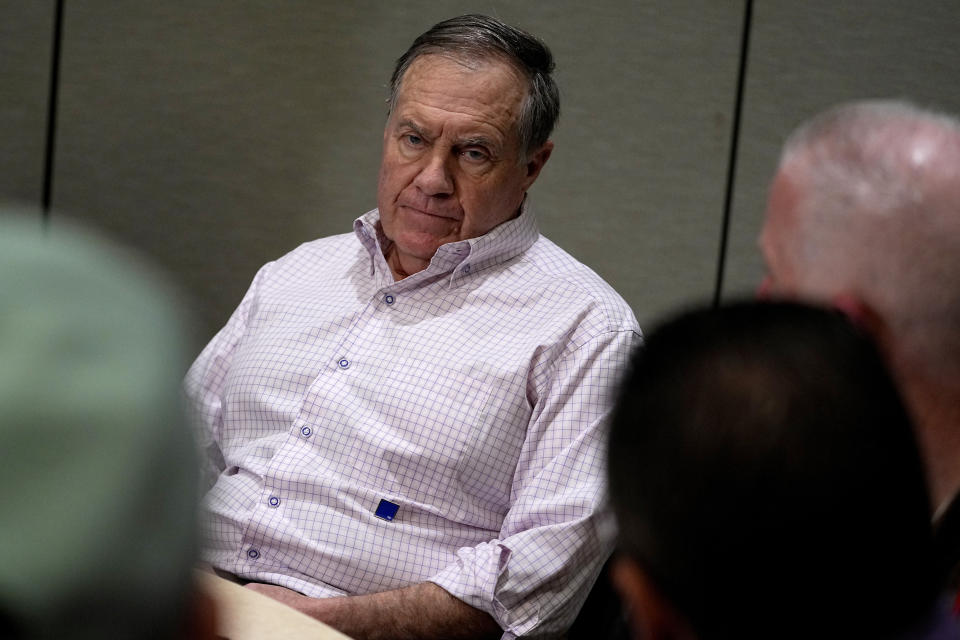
428;540;540;638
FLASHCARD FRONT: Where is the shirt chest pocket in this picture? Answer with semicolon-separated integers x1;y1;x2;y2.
343;357;529;523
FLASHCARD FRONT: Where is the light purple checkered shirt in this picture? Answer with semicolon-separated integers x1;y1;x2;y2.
185;203;640;637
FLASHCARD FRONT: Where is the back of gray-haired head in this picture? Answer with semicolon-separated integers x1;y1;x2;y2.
782;99;960;165
775;99;960;378
388;14;559;158
780;100;960;203
0;213;200;639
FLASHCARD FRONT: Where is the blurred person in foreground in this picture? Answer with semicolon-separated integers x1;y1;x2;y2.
0;214;214;639
607;300;955;639
185;14;639;639
758;100;960;589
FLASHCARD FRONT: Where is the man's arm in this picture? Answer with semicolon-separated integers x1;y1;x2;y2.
246;581;501;640
184;263;271;490
429;328;641;637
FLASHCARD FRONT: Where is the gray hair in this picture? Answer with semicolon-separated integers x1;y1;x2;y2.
388;14;559;159
778;100;960;377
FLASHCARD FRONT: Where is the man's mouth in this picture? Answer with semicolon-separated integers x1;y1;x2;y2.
399;204;460;220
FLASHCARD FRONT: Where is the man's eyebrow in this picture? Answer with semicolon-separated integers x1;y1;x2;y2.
459;136;497;148
396;119;502;153
396;119;429;137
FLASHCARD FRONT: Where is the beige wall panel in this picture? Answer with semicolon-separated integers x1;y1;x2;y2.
513;2;743;330
0;1;54;210
723;1;960;299
54;2;391;340
53;1;742;339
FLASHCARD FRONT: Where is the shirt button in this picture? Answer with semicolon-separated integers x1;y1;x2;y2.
247;548;260;560
384;294;395;305
268;496;280;508
462;264;471;274
338;358;350;369
300;425;312;437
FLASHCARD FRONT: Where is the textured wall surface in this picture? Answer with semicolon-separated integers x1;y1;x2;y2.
0;1;54;209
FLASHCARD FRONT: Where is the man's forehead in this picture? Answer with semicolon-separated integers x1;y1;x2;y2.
396;54;525;106
391;55;524;141
401;51;522;82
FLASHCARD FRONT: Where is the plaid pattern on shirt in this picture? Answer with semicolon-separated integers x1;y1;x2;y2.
185;203;641;637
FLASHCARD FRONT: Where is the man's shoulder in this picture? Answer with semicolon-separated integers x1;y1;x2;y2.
266;230;361;270
244;230;367;296
512;235;639;334
285;230;359;259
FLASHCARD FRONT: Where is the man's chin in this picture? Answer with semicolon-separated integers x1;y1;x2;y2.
385;232;456;274
394;237;444;260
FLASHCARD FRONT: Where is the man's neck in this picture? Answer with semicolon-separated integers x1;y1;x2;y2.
385;244;428;282
904;374;960;514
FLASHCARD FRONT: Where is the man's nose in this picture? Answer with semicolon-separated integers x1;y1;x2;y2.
413;152;454;196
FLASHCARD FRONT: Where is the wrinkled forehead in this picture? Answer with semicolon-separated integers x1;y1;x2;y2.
397;52;529;103
391;54;528;142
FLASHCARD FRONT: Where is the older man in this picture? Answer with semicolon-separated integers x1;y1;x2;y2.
186;14;640;639
758;100;960;588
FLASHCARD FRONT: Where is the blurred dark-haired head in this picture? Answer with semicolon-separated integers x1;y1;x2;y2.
608;300;937;639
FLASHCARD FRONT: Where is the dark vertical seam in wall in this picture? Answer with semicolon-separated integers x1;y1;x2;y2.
713;0;753;307
41;0;65;229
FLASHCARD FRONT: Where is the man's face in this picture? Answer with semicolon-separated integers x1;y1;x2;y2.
758;168;806;299
377;54;551;272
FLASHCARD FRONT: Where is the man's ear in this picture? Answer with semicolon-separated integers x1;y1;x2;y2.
611;555;696;640
830;293;887;340
521;141;553;190
830;293;901;371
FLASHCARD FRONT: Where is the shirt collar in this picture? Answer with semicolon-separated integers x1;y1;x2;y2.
353;198;540;285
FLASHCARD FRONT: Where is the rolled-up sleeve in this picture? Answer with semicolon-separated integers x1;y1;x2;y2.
429;328;640;638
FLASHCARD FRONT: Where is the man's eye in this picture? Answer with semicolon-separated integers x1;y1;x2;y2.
404;134;423;146
461;149;488;163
